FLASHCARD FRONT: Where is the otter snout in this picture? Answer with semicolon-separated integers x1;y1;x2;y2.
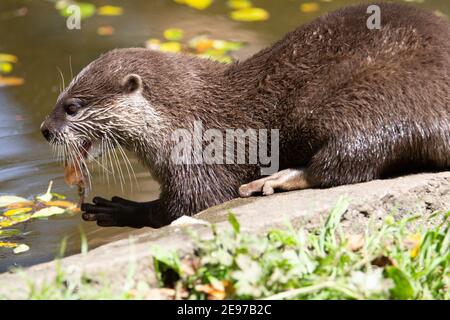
40;121;54;142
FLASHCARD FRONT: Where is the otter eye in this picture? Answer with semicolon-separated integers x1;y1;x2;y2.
64;100;81;116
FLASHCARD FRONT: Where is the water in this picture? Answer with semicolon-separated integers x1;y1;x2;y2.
0;0;448;272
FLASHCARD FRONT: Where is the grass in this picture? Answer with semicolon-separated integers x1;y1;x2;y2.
4;197;449;300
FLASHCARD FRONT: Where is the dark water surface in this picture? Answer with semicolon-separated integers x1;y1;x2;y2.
0;0;448;272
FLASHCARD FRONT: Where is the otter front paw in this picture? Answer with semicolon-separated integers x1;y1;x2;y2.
81;196;151;228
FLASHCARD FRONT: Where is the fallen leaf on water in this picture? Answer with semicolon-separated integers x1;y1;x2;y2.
32;206;65;218
0;196;29;208
36;181;54;202
97;5;123;16
9;213;32;223
0;229;21;238
300;3;320;14
0;62;13;74
230;7;269;22
51;192;66;200
0;241;18;248
0;220;16;228
159;42;182;53
164;28;184;41
43;200;77;209
13;243;30;254
0;76;24;87
97;26;115;36
227;0;252;10
146;38;161;50
3;207;33;217
175;0;213;10
0;53;18;63
189;36;214;53
59;2;96;19
6;201;34;209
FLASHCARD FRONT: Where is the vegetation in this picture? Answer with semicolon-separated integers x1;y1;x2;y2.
15;198;449;300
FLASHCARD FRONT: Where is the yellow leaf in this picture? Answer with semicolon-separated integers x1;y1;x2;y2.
159;42;182;53
9;213;32;222
0;241;18;248
0;220;16;228
0;62;13;74
164;28;184;41
0;53;18;63
230;7;269;22
3;207;32;217
97;5;123;16
43;200;77;209
300;2;320;14
176;0;213;10
227;0;252;10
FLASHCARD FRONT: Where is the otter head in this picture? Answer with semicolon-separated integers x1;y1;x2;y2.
40;49;163;173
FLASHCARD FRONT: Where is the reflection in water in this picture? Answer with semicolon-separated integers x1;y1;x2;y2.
0;0;448;272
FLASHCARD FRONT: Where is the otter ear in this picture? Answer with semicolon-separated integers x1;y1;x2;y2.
121;74;142;93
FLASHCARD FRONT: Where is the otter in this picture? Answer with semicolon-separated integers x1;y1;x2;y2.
40;3;449;228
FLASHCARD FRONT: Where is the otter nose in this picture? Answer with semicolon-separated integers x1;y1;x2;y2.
40;122;53;142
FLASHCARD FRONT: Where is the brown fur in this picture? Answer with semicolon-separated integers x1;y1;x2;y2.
42;3;450;225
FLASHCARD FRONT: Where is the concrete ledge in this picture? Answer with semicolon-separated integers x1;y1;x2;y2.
0;171;448;299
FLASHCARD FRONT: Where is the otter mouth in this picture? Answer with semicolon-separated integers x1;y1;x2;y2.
79;140;102;162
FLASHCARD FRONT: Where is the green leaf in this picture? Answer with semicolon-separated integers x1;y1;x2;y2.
0;229;21;238
59;2;96;19
150;246;181;286
163;28;184;41
0;195;29;207
386;266;415;299
227;212;240;235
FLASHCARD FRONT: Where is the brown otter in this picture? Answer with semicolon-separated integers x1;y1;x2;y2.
40;3;449;228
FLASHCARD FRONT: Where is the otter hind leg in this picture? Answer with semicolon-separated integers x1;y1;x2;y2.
239;168;311;197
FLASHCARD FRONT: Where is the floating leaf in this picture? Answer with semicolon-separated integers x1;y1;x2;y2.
0;53;18;63
189;36;214;53
0;229;21;238
51;192;66;200
6;201;34;209
175;0;213;10
159;42;182;53
97;5;123;16
43;200;77;209
300;2;320;14
227;0;252;10
0;76;24;87
230;7;269;22
0;62;13;74
9;213;32;223
164;28;184;41
36;181;53;202
3;207;32;217
59;2;96;19
0;241;18;249
97;26;115;36
0;220;16;228
13;243;30;254
32;206;65;218
146;38;161;50
0;196;29;208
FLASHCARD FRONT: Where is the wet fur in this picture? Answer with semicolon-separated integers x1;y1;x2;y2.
44;3;449;224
